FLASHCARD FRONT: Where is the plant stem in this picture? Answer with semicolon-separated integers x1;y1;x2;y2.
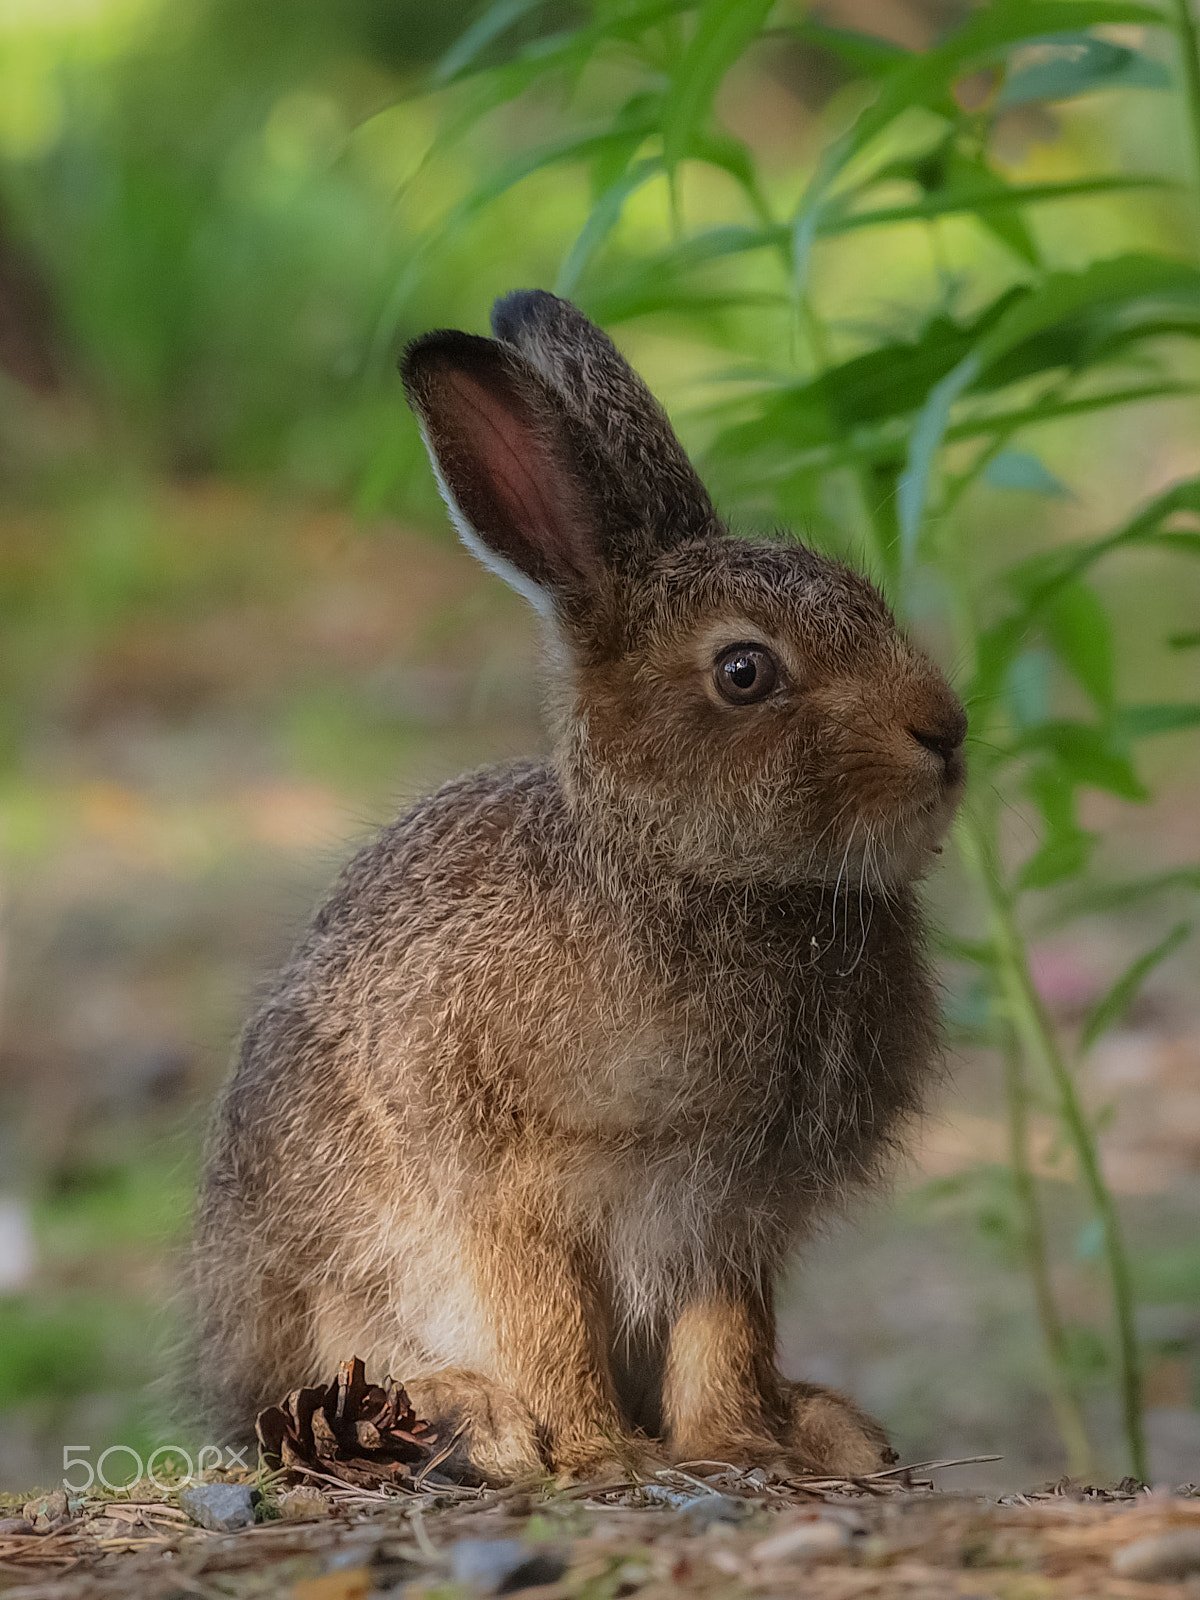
1169;0;1200;201
1000;1031;1096;1476
961;810;1148;1482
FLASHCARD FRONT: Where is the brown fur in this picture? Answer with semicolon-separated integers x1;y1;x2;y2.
186;291;966;1481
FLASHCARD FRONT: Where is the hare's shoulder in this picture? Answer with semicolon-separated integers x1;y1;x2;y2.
310;759;567;944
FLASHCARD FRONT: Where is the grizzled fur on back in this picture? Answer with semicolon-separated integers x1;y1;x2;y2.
188;291;965;1480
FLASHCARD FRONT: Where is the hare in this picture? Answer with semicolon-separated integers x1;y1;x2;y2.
188;290;966;1483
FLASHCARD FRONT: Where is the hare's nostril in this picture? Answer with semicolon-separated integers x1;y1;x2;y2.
909;722;966;774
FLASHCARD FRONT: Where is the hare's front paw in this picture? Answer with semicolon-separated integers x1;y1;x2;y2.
779;1380;896;1477
404;1368;545;1485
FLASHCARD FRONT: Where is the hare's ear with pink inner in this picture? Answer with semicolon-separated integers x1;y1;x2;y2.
401;330;607;615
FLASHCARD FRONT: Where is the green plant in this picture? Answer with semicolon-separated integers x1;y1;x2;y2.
405;0;1200;1479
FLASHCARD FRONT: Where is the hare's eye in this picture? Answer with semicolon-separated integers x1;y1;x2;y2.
714;644;778;705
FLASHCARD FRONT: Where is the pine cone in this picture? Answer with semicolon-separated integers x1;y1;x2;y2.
255;1357;437;1488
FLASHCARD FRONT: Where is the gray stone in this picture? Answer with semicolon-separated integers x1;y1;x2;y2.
682;1494;752;1531
1112;1529;1200;1581
450;1538;567;1594
179;1482;256;1532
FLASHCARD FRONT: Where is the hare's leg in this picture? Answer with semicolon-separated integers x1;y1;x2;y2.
661;1290;894;1474
465;1204;637;1477
779;1379;894;1475
661;1289;786;1465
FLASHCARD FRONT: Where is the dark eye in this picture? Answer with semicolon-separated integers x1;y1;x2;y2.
713;643;779;705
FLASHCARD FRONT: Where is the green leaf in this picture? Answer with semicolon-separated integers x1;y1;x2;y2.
935;932;999;965
784;18;911;78
1018;764;1099;889
1005;647;1053;728
985;449;1071;496
1168;630;1200;649
555;158;662;296
998;32;1170;109
661;0;776;173
1019;827;1097;888
898;256;1200;557
440;118;660;233
1042;580;1115;710
792;1;1168;276
1075;1216;1106;1262
897;352;981;565
822;174;1175;236
433;0;552;84
1054;865;1200;916
1014;721;1147;800
1080;922;1192;1052
1115;702;1200;738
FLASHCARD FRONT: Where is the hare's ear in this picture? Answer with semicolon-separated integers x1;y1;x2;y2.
401;330;603;614
491;289;716;552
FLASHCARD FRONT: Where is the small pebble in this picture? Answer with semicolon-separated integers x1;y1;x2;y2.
1112;1529;1200;1580
682;1494;751;1531
22;1490;67;1532
278;1486;331;1521
179;1481;256;1532
749;1518;850;1565
450;1538;566;1594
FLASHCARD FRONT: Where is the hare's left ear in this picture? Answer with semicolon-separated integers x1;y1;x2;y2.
401;330;606;614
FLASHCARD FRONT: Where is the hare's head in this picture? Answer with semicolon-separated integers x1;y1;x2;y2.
402;292;965;888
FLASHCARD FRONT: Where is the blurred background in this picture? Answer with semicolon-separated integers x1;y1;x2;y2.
1;0;1199;1497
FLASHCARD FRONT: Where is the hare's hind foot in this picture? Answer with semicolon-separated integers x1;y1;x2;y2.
404;1369;545;1485
779;1379;895;1477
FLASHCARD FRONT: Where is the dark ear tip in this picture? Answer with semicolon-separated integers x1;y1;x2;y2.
399;328;507;402
491;288;575;345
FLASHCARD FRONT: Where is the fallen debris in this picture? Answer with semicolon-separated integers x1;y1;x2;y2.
4;1462;1200;1600
255;1355;437;1490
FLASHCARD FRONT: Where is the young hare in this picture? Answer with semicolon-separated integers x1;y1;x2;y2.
190;290;966;1482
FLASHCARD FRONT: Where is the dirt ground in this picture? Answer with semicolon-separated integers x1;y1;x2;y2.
5;1465;1200;1600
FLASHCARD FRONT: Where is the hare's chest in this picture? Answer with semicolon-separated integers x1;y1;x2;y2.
648;899;933;1172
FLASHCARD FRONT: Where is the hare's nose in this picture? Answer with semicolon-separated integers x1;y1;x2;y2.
909;709;967;778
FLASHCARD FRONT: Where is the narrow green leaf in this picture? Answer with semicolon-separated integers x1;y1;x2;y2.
1018;764;1099;889
1043;580;1116;710
998;33;1170;108
1005;647;1053;728
1080;922;1192;1052
820;174;1175;236
897;352;980;565
662;0;776;173
1169;630;1200;649
434;0;551;84
985;450;1072;496
1019;827;1098;889
935;933;1000;965
782;18;910;77
897;256;1200;561
1115;702;1200;738
792;1;1168;278
1014;722;1148;800
1054;866;1200;916
555;159;662;296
